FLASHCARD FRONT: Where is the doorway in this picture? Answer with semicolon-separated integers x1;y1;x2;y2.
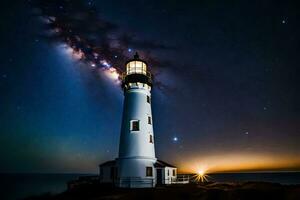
156;168;163;185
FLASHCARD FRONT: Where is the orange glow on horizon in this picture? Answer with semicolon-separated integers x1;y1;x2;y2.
177;153;300;174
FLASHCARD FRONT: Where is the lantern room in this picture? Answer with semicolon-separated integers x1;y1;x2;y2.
122;52;152;88
126;53;147;75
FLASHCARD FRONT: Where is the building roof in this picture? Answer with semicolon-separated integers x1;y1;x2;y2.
154;160;176;168
99;160;116;167
99;159;176;168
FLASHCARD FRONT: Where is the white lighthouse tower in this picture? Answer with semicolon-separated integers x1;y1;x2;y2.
116;52;156;188
98;53;177;188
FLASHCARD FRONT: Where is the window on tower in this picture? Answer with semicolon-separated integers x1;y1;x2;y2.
147;95;151;103
149;135;153;143
131;120;140;131
146;167;153;177
148;116;152;124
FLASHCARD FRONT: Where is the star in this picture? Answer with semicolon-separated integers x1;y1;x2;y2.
173;137;178;142
128;48;132;52
245;132;249;135
2;74;7;78
282;20;286;24
263;106;267;110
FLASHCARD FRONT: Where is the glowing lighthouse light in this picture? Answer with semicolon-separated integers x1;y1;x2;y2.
126;58;147;75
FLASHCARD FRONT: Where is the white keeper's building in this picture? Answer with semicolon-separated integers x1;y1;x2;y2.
99;53;177;188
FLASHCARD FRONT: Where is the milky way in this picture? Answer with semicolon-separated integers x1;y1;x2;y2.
30;0;173;88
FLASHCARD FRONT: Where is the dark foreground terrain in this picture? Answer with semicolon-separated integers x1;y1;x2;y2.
24;182;300;200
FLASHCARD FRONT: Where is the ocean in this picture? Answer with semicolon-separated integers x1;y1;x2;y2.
0;173;90;200
1;172;300;200
208;172;300;185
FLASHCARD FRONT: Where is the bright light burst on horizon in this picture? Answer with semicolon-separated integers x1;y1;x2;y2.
193;167;209;183
198;169;205;176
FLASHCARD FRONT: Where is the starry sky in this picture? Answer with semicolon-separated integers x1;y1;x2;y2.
1;0;300;173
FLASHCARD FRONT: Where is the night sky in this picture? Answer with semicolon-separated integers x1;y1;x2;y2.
1;0;300;173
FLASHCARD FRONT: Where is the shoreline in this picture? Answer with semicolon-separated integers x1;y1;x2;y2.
23;181;300;200
2;172;300;200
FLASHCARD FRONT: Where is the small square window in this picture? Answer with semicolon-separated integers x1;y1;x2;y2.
131;120;140;131
148;116;152;124
149;135;153;143
147;95;151;103
146;167;153;177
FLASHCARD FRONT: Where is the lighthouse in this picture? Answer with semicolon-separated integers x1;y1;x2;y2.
99;53;177;188
117;52;156;188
